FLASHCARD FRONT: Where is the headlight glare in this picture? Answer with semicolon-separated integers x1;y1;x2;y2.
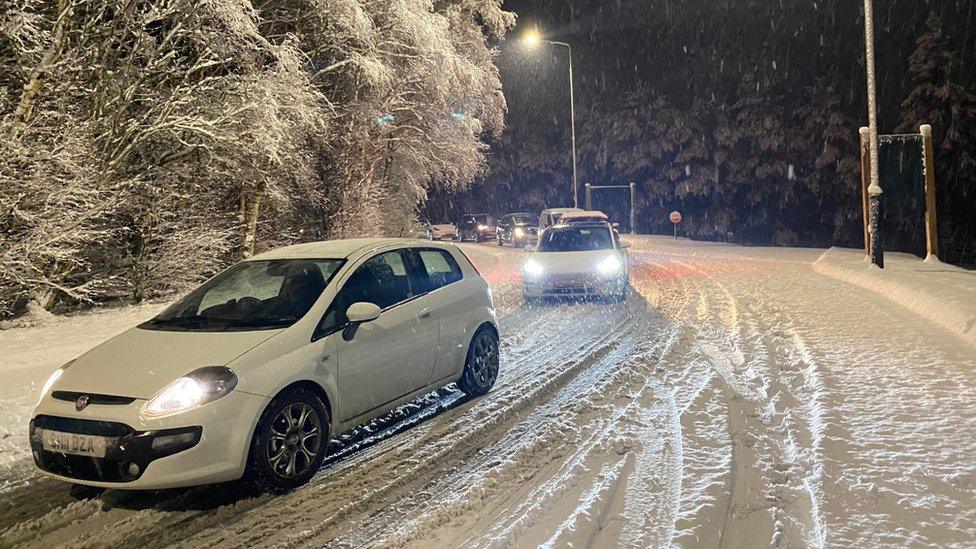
478;224;488;231
142;366;237;417
514;228;525;237
37;366;66;405
524;259;544;276
597;256;622;274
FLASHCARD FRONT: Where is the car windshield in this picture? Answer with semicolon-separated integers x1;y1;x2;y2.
512;214;535;225
538;226;614;252
141;259;344;332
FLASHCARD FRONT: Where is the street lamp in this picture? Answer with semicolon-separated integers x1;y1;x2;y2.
522;29;579;208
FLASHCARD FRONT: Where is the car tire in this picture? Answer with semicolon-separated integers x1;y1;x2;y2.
458;327;499;397
497;235;503;246
247;386;330;493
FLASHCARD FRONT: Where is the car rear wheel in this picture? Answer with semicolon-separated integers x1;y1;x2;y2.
458;328;499;396
247;386;330;493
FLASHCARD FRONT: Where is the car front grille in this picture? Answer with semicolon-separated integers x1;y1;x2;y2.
52;391;136;406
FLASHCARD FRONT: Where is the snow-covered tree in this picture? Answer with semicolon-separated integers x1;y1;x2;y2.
0;0;513;318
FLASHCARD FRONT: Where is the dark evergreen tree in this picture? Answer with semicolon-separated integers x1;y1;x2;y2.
898;12;976;263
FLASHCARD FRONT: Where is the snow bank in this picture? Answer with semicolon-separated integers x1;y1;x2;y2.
813;248;976;347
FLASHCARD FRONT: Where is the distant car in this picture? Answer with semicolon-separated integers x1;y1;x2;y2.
426;221;458;241
30;239;499;492
523;221;630;302
496;213;539;247
458;214;496;242
538;207;583;233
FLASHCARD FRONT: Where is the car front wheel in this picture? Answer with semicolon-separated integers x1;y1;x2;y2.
247;386;330;493
458;328;499;396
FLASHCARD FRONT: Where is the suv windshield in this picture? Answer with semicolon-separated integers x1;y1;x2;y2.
511;214;535;225
538;226;614;252
142;259;344;332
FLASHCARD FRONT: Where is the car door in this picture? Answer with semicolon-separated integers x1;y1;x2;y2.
319;249;439;422
408;248;470;382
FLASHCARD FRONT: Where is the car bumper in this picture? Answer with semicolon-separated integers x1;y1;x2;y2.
523;272;627;298
505;233;538;245
29;390;268;489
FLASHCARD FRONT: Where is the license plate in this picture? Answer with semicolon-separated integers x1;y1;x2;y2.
40;429;108;458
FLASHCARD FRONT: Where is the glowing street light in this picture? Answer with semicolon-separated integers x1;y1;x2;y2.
521;29;579;208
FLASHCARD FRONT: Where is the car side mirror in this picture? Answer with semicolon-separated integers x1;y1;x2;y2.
343;302;381;341
346;302;381;324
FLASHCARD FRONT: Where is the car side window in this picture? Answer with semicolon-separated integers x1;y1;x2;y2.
418;249;463;291
315;250;413;338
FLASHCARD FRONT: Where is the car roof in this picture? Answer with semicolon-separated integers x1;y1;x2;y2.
542;207;582;214
551;220;613;230
247;238;425;260
560;210;609;222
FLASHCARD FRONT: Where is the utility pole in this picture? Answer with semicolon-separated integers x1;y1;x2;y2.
567;44;578;208
521;31;578;208
863;0;884;268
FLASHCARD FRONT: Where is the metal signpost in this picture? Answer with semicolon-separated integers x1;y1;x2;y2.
670;211;682;239
584;182;637;234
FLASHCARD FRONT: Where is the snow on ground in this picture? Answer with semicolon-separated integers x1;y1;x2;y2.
813;247;976;347
0;236;974;547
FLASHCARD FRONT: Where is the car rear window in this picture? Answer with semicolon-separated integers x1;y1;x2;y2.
419;249;463;290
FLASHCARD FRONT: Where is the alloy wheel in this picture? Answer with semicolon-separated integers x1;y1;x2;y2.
471;332;499;388
267;402;322;478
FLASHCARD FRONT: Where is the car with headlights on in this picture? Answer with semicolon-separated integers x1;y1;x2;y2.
495;213;538;247
522;221;630;302
30;239;499;492
457;213;496;242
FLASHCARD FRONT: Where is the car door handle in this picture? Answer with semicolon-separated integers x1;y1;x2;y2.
418;307;432;319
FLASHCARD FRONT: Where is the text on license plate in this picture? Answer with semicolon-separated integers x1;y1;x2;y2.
41;429;108;458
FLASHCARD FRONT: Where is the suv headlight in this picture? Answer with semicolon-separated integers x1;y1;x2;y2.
597;256;622;274
524;259;544;276
142;366;238;417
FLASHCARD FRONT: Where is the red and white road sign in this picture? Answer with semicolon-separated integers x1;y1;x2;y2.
669;211;682;224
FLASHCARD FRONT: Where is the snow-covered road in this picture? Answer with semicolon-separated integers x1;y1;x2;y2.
1;237;974;547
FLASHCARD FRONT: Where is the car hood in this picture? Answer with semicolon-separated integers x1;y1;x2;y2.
55;327;282;399
530;250;621;275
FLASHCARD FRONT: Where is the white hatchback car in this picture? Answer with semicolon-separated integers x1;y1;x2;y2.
523;221;630;302
30;239;499;492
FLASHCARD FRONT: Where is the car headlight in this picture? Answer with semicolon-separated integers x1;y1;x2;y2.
597;256;622;274
142;366;238;417
37;361;72;405
524;259;544;276
477;224;488;231
514;228;525;237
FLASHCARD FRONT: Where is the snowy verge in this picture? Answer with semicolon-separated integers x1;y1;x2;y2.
813;247;976;347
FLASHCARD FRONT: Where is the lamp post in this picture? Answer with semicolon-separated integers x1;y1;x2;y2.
523;30;579;208
863;0;884;268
